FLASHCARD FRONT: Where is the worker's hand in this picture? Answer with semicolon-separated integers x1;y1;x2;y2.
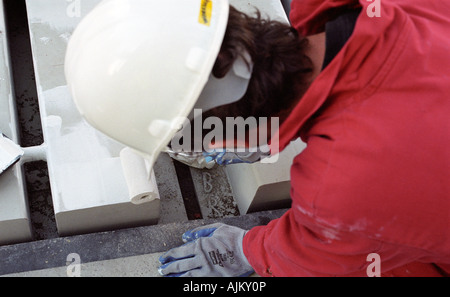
203;149;270;165
158;223;254;277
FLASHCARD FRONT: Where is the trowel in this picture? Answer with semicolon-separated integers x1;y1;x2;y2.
0;132;24;176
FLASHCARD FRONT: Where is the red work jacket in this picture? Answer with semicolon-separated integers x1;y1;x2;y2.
243;0;450;276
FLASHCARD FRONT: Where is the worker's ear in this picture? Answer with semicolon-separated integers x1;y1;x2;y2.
212;51;234;78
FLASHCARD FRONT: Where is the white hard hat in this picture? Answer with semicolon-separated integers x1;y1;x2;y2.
65;0;252;166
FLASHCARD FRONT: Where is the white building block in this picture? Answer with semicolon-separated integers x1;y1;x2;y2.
0;0;33;245
226;139;306;214
25;0;161;236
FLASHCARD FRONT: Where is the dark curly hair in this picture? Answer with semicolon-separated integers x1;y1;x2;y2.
178;6;313;150
203;5;313;123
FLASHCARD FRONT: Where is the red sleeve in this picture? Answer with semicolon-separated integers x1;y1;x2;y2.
242;134;448;277
243;204;388;276
243;216;445;277
289;0;362;35
243;136;384;277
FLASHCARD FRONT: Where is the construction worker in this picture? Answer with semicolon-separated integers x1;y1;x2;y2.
66;0;450;276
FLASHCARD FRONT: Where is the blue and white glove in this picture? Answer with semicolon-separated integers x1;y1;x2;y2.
204;149;270;165
165;146;271;168
158;223;254;277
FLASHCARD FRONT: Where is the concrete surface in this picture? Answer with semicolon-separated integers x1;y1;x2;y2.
4;253;163;277
0;209;287;276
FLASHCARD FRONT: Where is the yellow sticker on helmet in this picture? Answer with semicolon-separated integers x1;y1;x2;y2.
198;0;212;26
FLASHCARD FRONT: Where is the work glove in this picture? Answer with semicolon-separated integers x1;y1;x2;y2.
158;223;254;277
203;149;266;165
165;146;271;169
165;147;216;169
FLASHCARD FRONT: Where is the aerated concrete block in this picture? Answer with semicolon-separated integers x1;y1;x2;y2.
25;0;162;236
226;139;306;214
